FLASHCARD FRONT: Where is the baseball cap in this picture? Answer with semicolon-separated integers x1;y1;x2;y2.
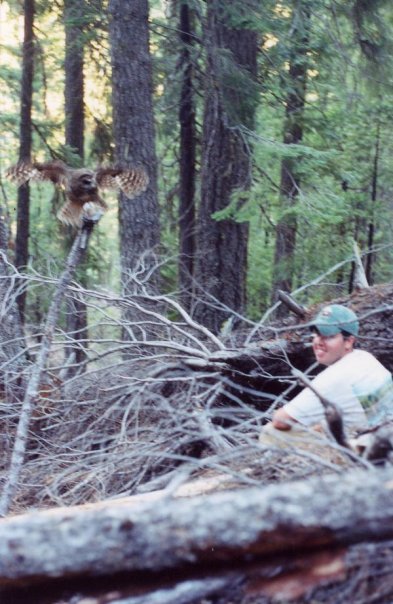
311;304;359;337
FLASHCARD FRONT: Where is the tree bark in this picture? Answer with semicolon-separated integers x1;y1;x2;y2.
194;0;258;333
109;0;160;290
14;0;35;320
1;467;393;592
64;0;89;374
64;0;85;158
365;119;380;285
0;0;32;397
178;1;196;312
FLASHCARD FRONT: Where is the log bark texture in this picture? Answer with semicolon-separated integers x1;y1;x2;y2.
1;466;393;585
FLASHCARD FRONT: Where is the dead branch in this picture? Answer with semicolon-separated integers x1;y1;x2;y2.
352;240;369;290
1;267;393;515
0;217;99;516
278;289;307;317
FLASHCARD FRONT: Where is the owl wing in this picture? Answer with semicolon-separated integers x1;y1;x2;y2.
6;160;69;187
95;166;149;198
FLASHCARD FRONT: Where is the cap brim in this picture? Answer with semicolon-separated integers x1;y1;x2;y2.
313;323;341;336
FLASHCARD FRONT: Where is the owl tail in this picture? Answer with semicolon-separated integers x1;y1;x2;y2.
56;201;82;227
57;199;108;228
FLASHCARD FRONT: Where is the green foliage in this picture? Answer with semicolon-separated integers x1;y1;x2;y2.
3;0;393;327
216;48;260;128
88;118;114;164
0;0;119;328
247;218;275;317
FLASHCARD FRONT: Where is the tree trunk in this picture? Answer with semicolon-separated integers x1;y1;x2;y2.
365;120;380;285
63;0;89;375
1;0;32;400
271;0;310;309
14;0;35;321
194;0;258;333
64;0;85;158
109;0;160;295
178;1;196;312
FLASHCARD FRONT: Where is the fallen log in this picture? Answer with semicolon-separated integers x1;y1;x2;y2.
2;540;393;603
1;466;393;587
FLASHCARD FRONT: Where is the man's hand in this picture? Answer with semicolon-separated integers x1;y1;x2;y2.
272;408;298;431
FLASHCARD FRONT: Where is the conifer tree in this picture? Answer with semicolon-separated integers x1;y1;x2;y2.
178;0;197;311
15;0;35;320
64;0;89;373
109;0;160;296
194;0;258;332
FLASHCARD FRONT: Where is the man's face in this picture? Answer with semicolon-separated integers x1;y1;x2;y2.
312;331;354;366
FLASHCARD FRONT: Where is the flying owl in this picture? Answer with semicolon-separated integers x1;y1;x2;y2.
6;160;149;227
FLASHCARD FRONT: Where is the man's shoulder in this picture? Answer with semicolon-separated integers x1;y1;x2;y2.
316;349;388;382
339;349;391;379
336;349;374;365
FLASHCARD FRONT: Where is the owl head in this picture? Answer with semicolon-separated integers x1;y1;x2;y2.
68;169;98;199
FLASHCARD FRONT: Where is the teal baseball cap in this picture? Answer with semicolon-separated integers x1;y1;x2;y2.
312;304;359;337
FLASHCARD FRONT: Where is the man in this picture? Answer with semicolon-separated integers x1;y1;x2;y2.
260;304;393;447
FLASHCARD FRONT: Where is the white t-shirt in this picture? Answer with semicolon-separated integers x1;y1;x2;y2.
284;349;393;429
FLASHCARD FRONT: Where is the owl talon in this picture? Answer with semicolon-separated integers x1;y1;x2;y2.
82;202;104;223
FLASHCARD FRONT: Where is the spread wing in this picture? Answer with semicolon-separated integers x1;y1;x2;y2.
95;166;149;198
6;160;69;187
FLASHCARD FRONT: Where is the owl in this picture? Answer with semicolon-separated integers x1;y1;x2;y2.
6;160;149;227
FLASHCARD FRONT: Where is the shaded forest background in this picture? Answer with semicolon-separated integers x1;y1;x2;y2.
2;0;393;330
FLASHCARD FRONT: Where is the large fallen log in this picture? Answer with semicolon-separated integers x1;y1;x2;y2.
1;466;393;603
